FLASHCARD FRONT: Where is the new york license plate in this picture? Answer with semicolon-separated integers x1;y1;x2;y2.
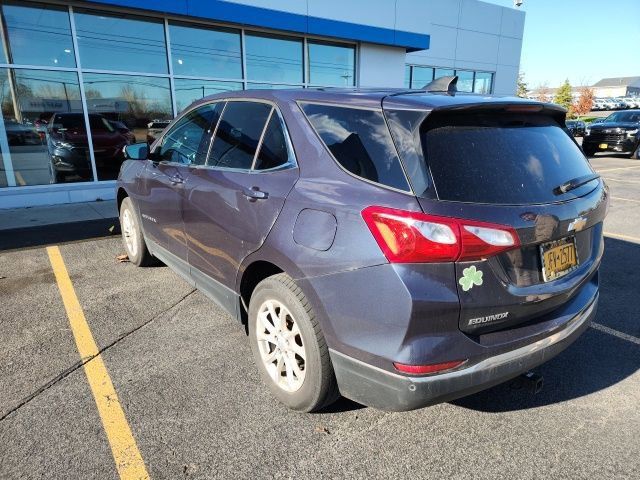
598;143;608;149
540;237;578;282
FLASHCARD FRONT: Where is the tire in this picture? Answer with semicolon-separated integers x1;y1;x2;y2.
583;148;596;158
119;197;156;267
630;144;640;160
248;273;339;412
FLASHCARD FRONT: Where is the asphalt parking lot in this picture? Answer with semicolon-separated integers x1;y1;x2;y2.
1;154;639;479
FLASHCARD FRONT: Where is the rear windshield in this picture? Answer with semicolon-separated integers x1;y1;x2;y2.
387;110;596;204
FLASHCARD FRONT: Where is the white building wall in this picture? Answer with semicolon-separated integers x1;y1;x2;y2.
401;0;525;95
358;44;406;88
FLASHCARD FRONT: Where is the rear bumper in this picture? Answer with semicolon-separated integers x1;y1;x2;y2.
330;295;597;411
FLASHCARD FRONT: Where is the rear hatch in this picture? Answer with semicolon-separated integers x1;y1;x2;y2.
383;99;608;335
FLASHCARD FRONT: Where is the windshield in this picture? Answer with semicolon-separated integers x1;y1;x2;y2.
386;110;596;205
604;111;640;123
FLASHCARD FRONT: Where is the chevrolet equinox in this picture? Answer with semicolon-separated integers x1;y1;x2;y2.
116;78;608;412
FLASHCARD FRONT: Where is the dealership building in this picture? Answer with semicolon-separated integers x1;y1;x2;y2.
0;0;524;208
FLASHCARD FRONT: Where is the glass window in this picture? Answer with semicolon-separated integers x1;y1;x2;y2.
245;33;303;84
434;68;455;80
1;2;75;67
474;72;493;94
301;103;409;191
169;23;241;79
208;101;272;170
174;79;241;113
158;103;221;165
307;41;355;86
419;112;594;204
254;113;290;170
404;66;411;89
0;68;92;186
410;67;434;89
82;73;172;180
74;11;167;73
456;70;474;93
246;83;301;90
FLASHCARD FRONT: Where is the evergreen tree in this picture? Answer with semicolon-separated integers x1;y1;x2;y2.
516;71;529;98
553;79;574;110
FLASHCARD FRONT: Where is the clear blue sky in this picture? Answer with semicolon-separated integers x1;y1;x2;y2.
484;0;640;88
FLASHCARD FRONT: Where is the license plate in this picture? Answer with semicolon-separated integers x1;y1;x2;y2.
540;237;578;282
598;143;608;149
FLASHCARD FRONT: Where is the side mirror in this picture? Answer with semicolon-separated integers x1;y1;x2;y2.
123;142;149;160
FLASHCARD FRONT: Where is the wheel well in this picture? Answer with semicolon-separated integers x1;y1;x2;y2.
239;261;283;324
116;188;128;212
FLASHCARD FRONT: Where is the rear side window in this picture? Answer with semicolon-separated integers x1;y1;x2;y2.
301;103;410;191
159;104;220;165
254;113;290;170
390;110;595;204
208;101;272;169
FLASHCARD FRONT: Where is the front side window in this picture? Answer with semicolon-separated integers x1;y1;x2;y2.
208;102;272;170
301;103;410;191
159;103;222;165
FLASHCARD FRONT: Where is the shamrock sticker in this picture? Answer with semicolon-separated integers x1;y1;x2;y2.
459;265;483;292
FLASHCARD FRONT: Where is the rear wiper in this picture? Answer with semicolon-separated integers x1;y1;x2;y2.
553;173;600;195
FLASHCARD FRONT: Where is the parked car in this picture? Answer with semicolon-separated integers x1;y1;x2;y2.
146;119;171;144
582;110;640;158
565;120;586;136
117;86;607;412
47;112;131;182
4;120;41;145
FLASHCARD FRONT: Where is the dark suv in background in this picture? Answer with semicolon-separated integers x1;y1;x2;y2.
582;110;640;158
116;80;607;412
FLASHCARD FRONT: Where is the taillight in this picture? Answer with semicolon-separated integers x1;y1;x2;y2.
361;206;519;263
393;359;466;375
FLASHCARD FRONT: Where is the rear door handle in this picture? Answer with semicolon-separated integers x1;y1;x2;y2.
243;187;269;200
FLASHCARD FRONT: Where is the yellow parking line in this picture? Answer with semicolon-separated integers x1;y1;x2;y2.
47;246;150;480
611;196;640;204
604;231;640;244
597;165;640;173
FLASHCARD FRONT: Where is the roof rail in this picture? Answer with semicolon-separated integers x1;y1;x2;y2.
423;75;458;93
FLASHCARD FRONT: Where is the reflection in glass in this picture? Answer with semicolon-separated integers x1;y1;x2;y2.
1;2;76;67
82;73;172;179
307;42;355;86
434;68;455;80
173;79;241;113
245;33;302;84
169;23;242;79
404;65;411;88
411;67;434;89
474;72;493;94
74;11;167;73
456;70;474;93
0;68;92;185
246;83;301;90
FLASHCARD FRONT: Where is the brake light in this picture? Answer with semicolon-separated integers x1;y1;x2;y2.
393;359;466;375
361;206;519;263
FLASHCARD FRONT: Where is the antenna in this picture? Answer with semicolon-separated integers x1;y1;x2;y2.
423;75;458;94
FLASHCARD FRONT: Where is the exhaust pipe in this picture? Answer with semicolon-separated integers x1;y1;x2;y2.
510;371;544;394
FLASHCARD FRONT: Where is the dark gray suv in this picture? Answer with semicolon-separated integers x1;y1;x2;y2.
116;83;608;412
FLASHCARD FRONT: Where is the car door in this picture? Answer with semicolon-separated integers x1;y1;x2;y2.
136;104;220;262
182;100;299;307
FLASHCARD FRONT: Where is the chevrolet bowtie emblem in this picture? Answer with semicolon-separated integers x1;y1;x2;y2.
568;216;587;232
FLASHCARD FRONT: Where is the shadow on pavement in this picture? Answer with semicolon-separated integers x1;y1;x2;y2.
0;218;120;251
453;237;639;412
